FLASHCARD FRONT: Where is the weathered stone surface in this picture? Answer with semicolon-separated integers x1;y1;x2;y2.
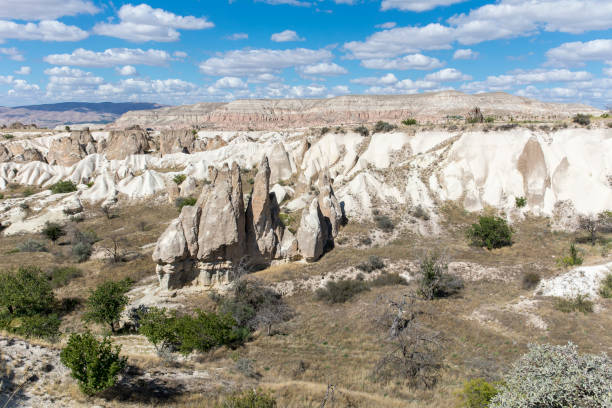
0;144;11;162
268;143;293;184
153;218;188;265
47;137;87;166
296;198;328;262
159;129;197;155
317;173;342;238
179;204;201;258
179;176;198;197
167;182;180;204
105;129;150;160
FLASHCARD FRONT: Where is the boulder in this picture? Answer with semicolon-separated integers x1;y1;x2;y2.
153;218;188;265
0;145;11;162
104;129;150;160
47;137;87;166
296;198;328;262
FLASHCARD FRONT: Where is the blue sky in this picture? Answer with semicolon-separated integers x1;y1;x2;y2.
0;0;611;107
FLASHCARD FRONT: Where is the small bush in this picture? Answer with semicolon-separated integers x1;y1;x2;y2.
50;180;77;194
374;214;395;233
467;216;513;250
175;196;197;211
490;343;611;408
554;294;593;314
356;255;385;273
17;239;47;252
515;196;526;208
521;271;540;290
42;222;65;242
235;357;258;378
559;243;583;267
320;127;330;135
359;236;372;246
47;266;82;288
417;253;464;300
598;273;612;298
216;388;277;408
2;134;14;139
315;279;370;304
72;241;93;262
572;113;591;126
370;273;407;287
354;125;369;137
17;313;61;340
402;118;417;126
412;205;430;220
484;116;495;123
458;378;499;408
22;188;35;197
84;279;132;333
60;332;127;396
173;174;186;185
373;121;397;133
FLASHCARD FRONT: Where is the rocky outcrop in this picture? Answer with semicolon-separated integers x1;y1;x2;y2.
296;198;329;262
0;144;13;162
13;148;45;163
104;128;150;160
47;130;95;166
159;129;198;155
317;173;343;238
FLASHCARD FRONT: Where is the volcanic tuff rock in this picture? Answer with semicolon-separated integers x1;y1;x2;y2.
105;128;150;160
47;130;95;166
112;91;602;130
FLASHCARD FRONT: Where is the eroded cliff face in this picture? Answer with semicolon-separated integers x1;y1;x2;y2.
111;91;602;130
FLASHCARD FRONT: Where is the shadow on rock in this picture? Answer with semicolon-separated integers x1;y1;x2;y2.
102;365;185;403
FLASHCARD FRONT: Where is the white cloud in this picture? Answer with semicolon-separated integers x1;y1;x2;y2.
0;20;88;42
375;22;396;29
0;47;24;61
214;77;247;89
352;73;399;86
226;33;248;40
296;62;347;76
0;0;98;20
381;0;467;12
256;0;312;6
361;53;444;70
93;4;213;42
116;65;137;76
199;48;333;76
173;51;188;59
44;48;172;67
271;30;304;42
462;69;593;92
424;68;471;82
545;39;612;67
0;75;13;84
14;66;30;75
453;48;478;60
11;79;39;91
332;85;350;94
604;64;612;77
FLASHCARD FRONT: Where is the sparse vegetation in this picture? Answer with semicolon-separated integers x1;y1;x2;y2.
559;243;583;267
484;116;495;123
572;113;591;126
17;239;47;252
60;332;127;396
412;205;430;220
216;388;277;408
173;174;187;185
554;294;593;314
521;271;540;290
374;213;395;232
458;378;499;408
354;125;369;136
356;255;385;273
2;134;14;139
315;279;370;304
417;252;463;300
598;273;612;298
176;196;197;210
49;180;77;194
402;118;417;126
84;279;132;333
42;222;65;242
490;343;611;407
373;121;397;133
46;266;82;288
320;126;330;135
467;216;513;250
370;273;407;287
514;196;526;208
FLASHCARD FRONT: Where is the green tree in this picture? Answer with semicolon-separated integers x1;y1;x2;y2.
42;222;65;242
60;332;127;396
0;266;55;316
458;378;499;408
84;279;132;333
138;307;179;352
467;216;513;250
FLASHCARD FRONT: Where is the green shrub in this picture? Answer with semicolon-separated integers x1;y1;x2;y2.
49;180;77;194
521;271;540;290
47;266;82;288
175;196;197;211
554;294;593;314
17;239;47;252
467;216;513;250
138;307;180;351
572;113;591;126
60;332;127;396
2;134;14;139
599;273;612;298
173;174;186;185
373;121;397;133
490;343;611;408
515;196;526;208
42;222;65;242
0;266;55;316
22;188;35;197
16;313;61;340
559;243;583;267
374;214;395;232
484;116;495;123
356;255;385;273
216;388;277;408
84;279;132;333
354;125;369;137
315;279;369;304
458;378;499;408
320;127;330;135
72;241;92;262
370;273;407;287
417;253;464;300
402;118;417;126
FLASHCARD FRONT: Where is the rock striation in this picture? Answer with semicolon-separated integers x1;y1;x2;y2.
152;157;339;289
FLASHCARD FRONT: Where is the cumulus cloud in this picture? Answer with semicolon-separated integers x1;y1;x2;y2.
0;75;13;84
0;20;88;42
453;48;478;60
461;69;592;92
271;30;305;42
545;39;612;67
214;77;248;89
93;4;213;42
44;48;172;67
226;33;248;40
296;62;347;76
375;22;396;29
0;0;98;20
14;66;30;75
424;68;471;82
381;0;467;12
351;73;399;86
199;48;333;76
116;65;137;76
361;53;444;70
0;47;24;61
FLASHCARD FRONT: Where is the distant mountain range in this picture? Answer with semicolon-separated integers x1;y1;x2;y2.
0;102;164;128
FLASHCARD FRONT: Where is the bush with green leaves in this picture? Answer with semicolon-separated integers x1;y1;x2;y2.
514;196;526;208
315;279;370;304
17;239;47;252
370;273;407;287
559;243;583;267
60;332;127;396
84;279;132;333
402;118;417;126
572;113;591;126
458;378;499;408
42;222;65;242
599;273;612;298
374;213;395;232
356;255;385;273
47;266;82;288
467;216;513;250
373;121;397;133
216;388;277;408
490;343;611;408
49;180;77;194
554;294;593;314
354;125;369;137
173;174;186;185
175;196;197;211
417;253;464;300
72;241;93;262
